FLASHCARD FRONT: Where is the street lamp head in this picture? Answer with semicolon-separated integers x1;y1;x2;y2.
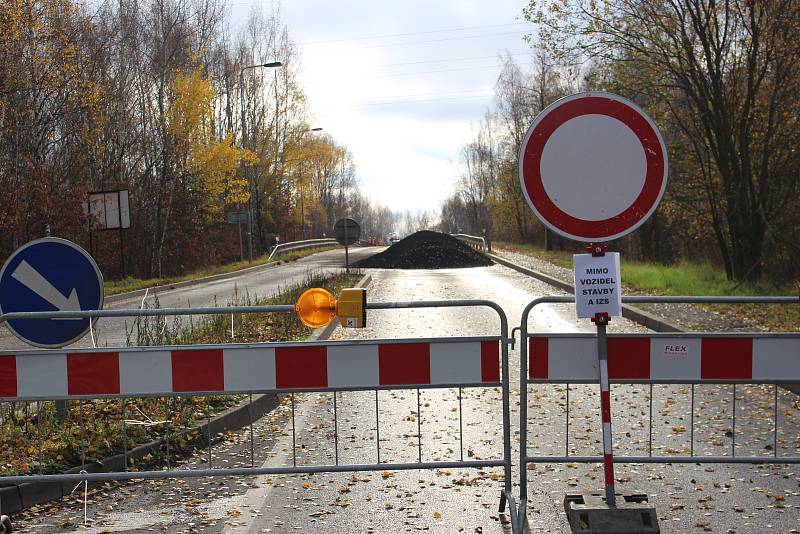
262;61;283;68
309;127;323;132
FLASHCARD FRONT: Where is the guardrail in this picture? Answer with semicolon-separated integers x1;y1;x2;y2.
267;238;338;261
451;233;488;252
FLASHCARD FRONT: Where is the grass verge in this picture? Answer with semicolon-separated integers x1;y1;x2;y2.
105;245;338;296
496;241;799;331
0;270;362;477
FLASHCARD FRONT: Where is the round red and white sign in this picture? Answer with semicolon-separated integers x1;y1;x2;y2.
518;92;668;242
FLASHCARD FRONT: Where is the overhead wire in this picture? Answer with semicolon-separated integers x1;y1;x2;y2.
357;88;495;102
298;22;530;45
366;52;529;69
365;62;533;79
352;94;494;107
348;30;528;51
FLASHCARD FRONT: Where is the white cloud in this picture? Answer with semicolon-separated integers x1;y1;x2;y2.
244;0;533;212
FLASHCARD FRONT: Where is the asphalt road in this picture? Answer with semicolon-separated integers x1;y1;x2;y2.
0;247;380;350
10;261;800;533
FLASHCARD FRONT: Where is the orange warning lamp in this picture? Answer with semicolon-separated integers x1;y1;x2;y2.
294;288;337;328
294;287;367;328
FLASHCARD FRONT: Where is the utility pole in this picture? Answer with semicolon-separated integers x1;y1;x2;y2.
239;61;282;261
298;127;322;240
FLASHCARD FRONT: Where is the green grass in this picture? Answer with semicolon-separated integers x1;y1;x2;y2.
497;240;796;296
620;261;794;296
105;245;338;296
496;240;799;331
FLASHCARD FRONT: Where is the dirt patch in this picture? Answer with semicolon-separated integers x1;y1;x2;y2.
355;231;493;269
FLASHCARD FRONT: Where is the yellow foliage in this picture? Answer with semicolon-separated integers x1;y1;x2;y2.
168;67;250;219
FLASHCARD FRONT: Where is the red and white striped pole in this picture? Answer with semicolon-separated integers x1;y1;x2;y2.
592;310;615;506
586;241;616;506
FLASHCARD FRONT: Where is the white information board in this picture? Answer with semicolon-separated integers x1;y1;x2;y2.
86;190;130;229
573;252;622;318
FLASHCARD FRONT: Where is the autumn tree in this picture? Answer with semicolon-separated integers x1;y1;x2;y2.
168;67;249;221
444;52;576;245
0;0;379;279
525;0;800;281
0;0;100;249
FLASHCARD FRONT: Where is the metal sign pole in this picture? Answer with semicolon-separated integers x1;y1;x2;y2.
238;220;244;262
344;220;349;273
586;241;616;507
118;191;125;277
119;225;125;278
247;208;254;262
87;193;93;258
592;311;615;507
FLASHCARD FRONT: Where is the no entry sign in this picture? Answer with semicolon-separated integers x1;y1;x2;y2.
518;92;668;242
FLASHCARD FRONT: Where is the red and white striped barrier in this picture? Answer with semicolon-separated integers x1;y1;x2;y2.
0;338;500;400
529;334;800;382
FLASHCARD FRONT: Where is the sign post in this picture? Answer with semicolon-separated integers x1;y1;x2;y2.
519;92;668;513
0;238;104;348
333;218;361;274
86;190;131;277
226;210;250;261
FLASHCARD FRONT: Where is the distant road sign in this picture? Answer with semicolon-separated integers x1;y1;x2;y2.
226;210;249;224
0;238;104;348
333;218;360;246
518;92;668;242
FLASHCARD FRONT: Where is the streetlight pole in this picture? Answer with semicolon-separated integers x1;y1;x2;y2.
240;61;282;262
298;127;322;240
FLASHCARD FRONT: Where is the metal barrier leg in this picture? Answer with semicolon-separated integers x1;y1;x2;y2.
0;405;11;532
517;313;530;533
500;319;513;510
164;398;171;470
249;393;255;467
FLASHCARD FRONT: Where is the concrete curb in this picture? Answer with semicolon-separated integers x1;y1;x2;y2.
489;253;682;333
0;271;375;516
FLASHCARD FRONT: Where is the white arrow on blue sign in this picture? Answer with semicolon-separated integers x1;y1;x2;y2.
0;237;104;348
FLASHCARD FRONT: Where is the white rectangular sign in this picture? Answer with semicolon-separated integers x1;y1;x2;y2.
86;190;130;229
573;252;622;319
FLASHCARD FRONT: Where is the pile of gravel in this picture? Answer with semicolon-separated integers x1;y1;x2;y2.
355;231;493;269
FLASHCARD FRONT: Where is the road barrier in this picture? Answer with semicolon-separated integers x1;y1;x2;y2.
513;295;800;534
5;294;797;532
0;299;516;529
0;338;501;400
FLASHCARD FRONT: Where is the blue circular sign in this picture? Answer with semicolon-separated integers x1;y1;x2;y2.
0;238;104;348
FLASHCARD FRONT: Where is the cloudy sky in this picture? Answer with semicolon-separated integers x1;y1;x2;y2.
234;1;534;214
